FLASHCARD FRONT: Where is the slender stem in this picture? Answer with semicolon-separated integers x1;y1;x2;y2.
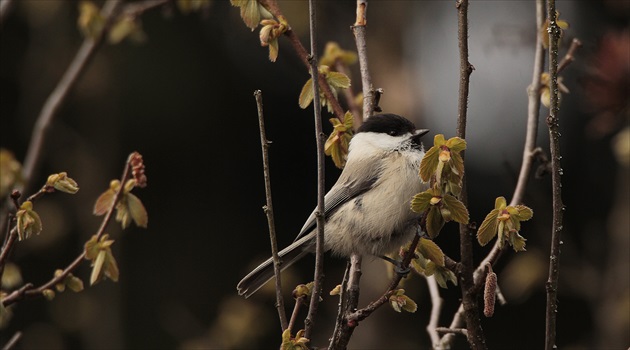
512;0;546;207
352;0;375;120
426;275;444;348
260;0;345;122
454;0;485;349
557;38;582;74
328;254;362;350
254;90;288;331
304;0;325;340
1;153;134;307
288;296;306;334
1;331;22;350
545;1;565;349
21;0;123;191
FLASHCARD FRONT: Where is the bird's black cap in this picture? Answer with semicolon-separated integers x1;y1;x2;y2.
357;113;417;136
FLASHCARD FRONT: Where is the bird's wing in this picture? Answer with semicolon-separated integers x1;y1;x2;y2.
293;160;382;243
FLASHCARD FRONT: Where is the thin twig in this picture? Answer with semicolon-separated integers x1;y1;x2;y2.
440;0;547;347
545;1;566;349
304;0;325;340
288;296;306;334
426;275;444;348
260;0;345;122
1;153;135;307
436;327;469;337
1;331;22;350
254;90;288;331
454;0;485;349
557;38;582;74
21;0;123;192
352;0;375;121
328;254;362;349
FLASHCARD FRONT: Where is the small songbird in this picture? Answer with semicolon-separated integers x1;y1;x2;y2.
237;113;429;298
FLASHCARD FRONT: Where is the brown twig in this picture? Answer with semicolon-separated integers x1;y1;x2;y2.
557;38;582;74
254;90;288;331
352;0;375;121
328;254;362;349
426;275;444;348
1;153;135;307
288;296;306;333
453;0;485;349
436;327;469;337
544;1;566;349
1;331;22;350
260;0;345;122
21;0;123;192
303;0;326;340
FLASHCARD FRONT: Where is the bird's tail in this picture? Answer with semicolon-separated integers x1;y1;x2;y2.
237;234;313;298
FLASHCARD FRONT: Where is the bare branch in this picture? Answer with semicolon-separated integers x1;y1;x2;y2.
426;275;444;348
1;331;22;350
545;1;566;348
304;0;326;340
254;90;288;331
352;0;375;121
454;0;485;348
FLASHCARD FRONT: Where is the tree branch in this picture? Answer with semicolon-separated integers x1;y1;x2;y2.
544;1;566;348
454;0;485;349
254;90;288;331
426;275;444;348
21;0;123;191
260;0;345;122
352;0;375;121
303;0;325;340
1;152;135;307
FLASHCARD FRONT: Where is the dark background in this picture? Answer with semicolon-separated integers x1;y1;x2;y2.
1;1;628;349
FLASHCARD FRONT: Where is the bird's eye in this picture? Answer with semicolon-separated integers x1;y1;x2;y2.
388;130;397;136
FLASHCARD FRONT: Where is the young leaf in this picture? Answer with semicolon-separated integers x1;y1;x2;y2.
442;194;469;224
417;237;445;267
419;144;439;182
477;208;500;246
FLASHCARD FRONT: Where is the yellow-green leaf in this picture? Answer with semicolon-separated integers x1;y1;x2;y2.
419;145;439;182
495;196;507;210
509;231;527;252
512;205;533;221
411;190;433;213
90;250;106;285
326;71;351;89
445;137;467;152
426;207;445;239
298;78;314;109
127;193;148;228
442;194;469;224
477;209;500;246
417;237;445;267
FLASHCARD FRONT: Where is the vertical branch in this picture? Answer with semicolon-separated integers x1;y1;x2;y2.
253;90;288;331
352;0;375;121
512;0;546;206
544;1;565;349
454;0;485;349
304;0;325;340
328;254;362;350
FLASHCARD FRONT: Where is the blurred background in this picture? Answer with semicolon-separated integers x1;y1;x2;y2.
0;0;628;349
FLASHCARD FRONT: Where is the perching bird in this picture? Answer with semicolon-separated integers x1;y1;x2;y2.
237;113;429;298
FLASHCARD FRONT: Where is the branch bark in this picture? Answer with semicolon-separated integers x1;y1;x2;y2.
544;1;566;348
254;90;288;331
352;0;375;121
303;0;326;340
453;0;485;349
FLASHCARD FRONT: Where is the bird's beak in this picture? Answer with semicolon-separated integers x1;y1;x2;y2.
410;128;430;144
414;129;430;137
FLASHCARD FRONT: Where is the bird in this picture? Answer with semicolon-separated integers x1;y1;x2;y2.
237;113;429;298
